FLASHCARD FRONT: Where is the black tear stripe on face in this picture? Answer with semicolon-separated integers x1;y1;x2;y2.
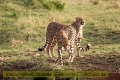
81;21;85;25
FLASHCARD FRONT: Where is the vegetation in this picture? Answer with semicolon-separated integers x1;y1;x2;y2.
0;0;120;79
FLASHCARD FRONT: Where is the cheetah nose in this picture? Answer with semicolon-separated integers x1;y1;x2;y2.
81;22;85;25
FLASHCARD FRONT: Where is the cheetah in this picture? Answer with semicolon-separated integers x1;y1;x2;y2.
38;17;91;59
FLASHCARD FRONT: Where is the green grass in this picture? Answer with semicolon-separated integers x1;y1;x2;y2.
0;0;120;74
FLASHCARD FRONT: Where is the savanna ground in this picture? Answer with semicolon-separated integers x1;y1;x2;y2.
0;0;120;80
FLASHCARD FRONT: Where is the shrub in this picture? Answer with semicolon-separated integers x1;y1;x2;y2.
42;1;65;11
52;1;65;10
20;0;65;11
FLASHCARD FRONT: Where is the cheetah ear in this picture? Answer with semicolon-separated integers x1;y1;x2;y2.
76;17;79;21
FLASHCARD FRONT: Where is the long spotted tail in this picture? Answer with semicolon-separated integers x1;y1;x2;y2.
38;43;48;51
80;44;91;52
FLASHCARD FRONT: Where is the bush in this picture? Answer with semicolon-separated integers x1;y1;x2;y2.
42;1;65;11
20;0;65;11
51;1;65;10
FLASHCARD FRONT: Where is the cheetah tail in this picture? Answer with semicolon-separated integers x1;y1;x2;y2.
38;43;48;51
86;44;91;51
80;44;91;52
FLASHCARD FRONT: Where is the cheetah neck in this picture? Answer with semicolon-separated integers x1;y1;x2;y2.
71;21;83;34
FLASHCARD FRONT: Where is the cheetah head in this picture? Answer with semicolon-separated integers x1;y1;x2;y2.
76;17;85;26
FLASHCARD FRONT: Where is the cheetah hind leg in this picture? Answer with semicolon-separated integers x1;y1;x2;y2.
46;46;53;59
50;39;57;58
50;47;56;58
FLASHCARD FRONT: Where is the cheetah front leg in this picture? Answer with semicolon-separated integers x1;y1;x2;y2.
67;43;75;62
68;51;75;62
55;47;63;66
75;38;82;57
